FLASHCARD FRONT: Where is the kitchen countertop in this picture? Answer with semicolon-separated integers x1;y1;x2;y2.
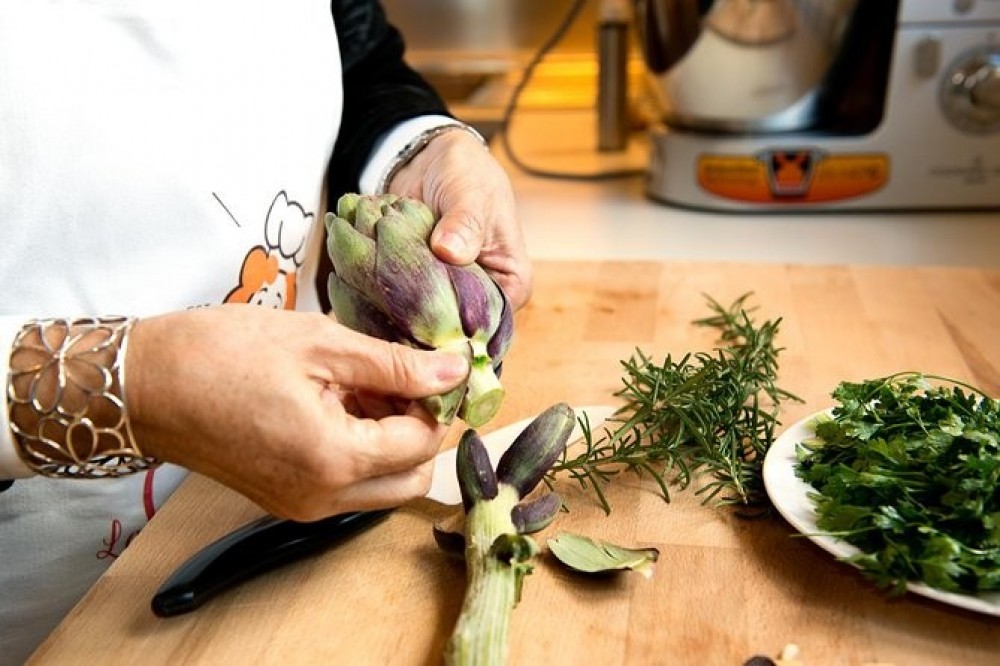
498;110;1000;268
32;260;1000;665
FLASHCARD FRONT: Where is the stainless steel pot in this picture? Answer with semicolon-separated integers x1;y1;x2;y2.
635;0;859;132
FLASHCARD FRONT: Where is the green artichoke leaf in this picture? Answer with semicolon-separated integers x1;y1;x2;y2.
353;195;385;237
374;210;465;348
327;273;400;343
389;197;436;240
547;532;660;578
336;192;361;221
325;213;380;301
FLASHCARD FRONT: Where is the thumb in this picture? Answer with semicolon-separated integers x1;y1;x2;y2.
430;207;484;265
330;330;469;399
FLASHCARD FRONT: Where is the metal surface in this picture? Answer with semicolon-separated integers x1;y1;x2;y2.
643;0;1000;211
597;19;631;150
636;0;859;132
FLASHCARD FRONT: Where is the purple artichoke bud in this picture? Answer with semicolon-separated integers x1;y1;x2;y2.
496;403;576;498
457;429;499;512
511;492;562;534
326;193;513;427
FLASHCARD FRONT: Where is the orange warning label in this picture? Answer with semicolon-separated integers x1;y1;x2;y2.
697;150;889;203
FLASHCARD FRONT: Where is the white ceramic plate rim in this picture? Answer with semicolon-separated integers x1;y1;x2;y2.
762;409;1000;617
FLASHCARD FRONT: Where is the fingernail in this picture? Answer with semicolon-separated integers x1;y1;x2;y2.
435;229;470;261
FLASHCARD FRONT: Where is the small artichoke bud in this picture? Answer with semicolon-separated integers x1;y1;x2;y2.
511;492;562;534
495;403;576;498
456;430;499;512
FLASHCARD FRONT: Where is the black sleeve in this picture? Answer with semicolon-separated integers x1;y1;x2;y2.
327;0;452;201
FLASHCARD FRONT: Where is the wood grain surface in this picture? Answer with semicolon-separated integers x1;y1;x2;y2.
31;261;1000;665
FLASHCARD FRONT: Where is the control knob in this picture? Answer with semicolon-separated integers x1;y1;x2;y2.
940;46;1000;133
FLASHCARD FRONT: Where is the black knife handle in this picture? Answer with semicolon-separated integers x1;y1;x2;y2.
151;509;392;617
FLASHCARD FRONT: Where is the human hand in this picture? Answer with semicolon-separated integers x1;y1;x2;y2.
125;305;469;521
387;128;533;310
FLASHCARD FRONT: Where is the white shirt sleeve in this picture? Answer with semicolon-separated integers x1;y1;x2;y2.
0;316;35;479
357;114;464;195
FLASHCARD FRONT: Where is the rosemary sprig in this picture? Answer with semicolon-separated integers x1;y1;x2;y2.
549;293;801;516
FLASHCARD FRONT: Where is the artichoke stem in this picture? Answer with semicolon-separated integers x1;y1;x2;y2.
445;485;526;666
459;343;504;428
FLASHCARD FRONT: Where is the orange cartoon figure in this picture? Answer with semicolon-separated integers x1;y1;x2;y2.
764;149;817;197
225;191;312;309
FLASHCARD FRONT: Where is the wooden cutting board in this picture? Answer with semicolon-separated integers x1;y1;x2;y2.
30;261;1000;665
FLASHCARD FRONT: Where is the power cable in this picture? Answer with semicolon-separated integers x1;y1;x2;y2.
497;0;647;181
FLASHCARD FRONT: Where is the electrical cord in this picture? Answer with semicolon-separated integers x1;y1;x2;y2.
497;0;647;182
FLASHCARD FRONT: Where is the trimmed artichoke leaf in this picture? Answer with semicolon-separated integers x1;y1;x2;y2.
547;532;660;578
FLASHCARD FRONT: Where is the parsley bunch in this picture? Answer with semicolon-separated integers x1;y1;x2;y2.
796;373;1000;595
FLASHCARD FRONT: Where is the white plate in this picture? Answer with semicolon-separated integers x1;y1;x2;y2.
762;409;1000;617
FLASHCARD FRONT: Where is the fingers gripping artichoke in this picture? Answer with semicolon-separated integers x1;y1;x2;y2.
325;193;513;428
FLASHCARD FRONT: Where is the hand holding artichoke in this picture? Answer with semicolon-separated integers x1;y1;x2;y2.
325;193;513;428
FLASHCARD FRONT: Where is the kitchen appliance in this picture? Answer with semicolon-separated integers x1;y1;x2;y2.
636;0;1000;211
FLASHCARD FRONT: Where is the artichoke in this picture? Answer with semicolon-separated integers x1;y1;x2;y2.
325;193;513;428
442;403;576;666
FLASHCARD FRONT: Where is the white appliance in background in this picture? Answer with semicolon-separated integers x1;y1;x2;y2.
636;0;1000;211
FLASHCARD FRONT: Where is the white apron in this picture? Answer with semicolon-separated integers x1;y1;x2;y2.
0;2;342;661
